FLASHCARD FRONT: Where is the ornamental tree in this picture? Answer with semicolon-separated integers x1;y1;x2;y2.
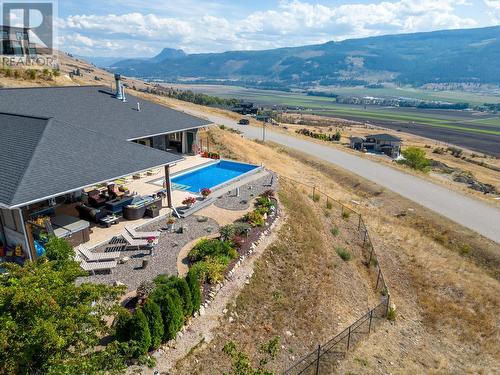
0;254;125;374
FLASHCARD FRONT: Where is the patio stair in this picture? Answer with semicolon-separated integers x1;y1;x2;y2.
171;183;191;191
176;197;216;218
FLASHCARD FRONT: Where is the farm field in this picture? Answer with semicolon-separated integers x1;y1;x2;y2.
166;83;500;155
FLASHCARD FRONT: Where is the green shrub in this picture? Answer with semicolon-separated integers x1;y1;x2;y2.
245;210;265;227
129;309;151;357
342;210;350;220
326;200;333;209
170;278;193;317
152;287;184;341
256;196;272;208
219;224;236;242
331;227;340;237
154;276;193;317
255;206;269;216
311;193;320;202
191;257;228;284
44;236;75;263
115;308;132;342
142;299;164;350
232;222;251;237
387;306;397;321
336;247;352;261
188;239;237;263
398;147;430;172
186;268;202;313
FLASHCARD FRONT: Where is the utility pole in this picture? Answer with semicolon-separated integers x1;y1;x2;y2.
262;118;266;142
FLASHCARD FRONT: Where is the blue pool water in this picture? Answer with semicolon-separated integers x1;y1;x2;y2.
171;160;259;193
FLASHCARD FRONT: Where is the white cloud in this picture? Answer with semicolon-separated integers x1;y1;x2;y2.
58;0;481;56
485;0;500;21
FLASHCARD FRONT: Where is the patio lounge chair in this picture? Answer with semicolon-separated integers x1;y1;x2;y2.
75;254;117;275
125;226;161;239
121;230;158;250
77;244;121;262
108;184;125;199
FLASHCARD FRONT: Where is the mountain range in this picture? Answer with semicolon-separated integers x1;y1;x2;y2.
110;26;500;87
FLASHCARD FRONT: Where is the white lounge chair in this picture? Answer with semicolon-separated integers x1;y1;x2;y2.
77;244;121;262
125;226;161;239
75;254;117;275
122;230;158;250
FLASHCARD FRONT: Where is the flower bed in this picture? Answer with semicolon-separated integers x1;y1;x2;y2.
188;190;279;304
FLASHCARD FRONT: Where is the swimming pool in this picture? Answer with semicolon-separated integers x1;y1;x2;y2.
171;160;260;193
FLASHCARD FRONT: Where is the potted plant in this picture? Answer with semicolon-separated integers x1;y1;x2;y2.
145;204;160;218
200;188;212;199
182;196;197;208
166;216;176;231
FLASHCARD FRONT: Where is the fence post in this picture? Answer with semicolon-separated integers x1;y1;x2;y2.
375;268;381;290
358;215;361;231
346;326;351;351
368;309;373;334
363;230;367;247
385;293;391;317
326;196;329;207
312;186;316;199
315;344;321;375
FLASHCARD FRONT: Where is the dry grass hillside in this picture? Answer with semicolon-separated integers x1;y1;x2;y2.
175;127;500;374
175;179;382;374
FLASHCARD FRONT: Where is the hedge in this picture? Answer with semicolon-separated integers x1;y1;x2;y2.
186;268;201;313
128;308;151;357
152;286;184;341
142;299;164;350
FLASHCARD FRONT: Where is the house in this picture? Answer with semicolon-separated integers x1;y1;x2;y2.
231;102;258;115
0;77;212;261
350;133;402;158
1;25;37;56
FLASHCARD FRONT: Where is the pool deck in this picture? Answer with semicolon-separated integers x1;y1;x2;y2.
84;157;266;249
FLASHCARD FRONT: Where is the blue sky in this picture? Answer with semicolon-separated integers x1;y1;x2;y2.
49;0;500;57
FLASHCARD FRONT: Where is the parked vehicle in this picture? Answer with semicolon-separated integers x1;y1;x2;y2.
238;118;250;125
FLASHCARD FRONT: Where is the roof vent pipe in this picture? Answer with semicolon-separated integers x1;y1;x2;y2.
114;74;126;102
137;102;141;112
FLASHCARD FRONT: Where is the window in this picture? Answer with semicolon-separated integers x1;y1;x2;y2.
0;31;7;40
11;41;23;55
0;209;16;231
15;32;27;41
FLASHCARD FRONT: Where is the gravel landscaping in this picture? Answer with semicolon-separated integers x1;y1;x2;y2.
77;215;219;292
214;170;277;211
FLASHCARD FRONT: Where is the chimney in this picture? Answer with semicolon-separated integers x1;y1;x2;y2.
114;74;126;102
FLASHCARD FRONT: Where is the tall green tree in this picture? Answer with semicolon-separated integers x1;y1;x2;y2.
186;268;202;313
152;286;184;341
129;309;151;357
142;299;164;350
0;255;125;374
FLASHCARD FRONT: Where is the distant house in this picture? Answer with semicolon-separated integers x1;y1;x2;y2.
231;102;258;115
350;133;402;158
0;25;37;56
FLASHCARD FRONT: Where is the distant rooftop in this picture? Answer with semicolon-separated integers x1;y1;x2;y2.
366;133;402;142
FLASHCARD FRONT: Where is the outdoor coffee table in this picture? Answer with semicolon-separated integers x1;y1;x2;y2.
100;214;119;228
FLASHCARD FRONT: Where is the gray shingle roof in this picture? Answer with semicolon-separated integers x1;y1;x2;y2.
0;86;211;140
0;113;182;207
366;133;402;142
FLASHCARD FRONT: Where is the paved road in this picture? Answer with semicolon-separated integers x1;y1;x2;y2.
187;110;500;243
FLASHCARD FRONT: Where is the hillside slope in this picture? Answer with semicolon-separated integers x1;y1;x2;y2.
112;26;500;86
